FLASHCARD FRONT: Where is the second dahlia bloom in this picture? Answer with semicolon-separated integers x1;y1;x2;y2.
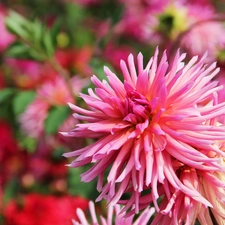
63;48;225;213
73;201;155;225
151;163;225;225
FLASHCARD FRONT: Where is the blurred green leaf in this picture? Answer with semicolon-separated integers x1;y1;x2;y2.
6;10;57;60
67;167;98;200
2;179;20;206
44;105;70;134
32;19;45;45
73;27;94;47
43;31;55;57
87;0;124;25
6;41;39;59
218;50;225;62
65;3;85;26
52;146;66;161
13;91;36;116
50;18;62;48
5;11;32;39
0;88;15;103
19;135;37;154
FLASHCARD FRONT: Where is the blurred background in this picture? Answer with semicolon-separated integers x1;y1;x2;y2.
0;0;225;224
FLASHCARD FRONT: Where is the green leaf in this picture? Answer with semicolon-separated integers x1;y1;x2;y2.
65;3;85;26
87;0;124;25
5;10;56;61
32;19;45;45
50;18;62;48
43;31;55;57
5;10;32;39
0;88;15;103
19;135;37;154
67;167;98;199
52;146;66;161
2;179;20;206
44;105;70;134
6;42;31;58
13;91;36;116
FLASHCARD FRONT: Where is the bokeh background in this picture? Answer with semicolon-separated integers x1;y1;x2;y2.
1;0;225;224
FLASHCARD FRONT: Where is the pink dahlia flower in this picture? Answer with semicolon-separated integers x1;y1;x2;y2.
151;163;225;225
63;48;225;213
72;201;155;225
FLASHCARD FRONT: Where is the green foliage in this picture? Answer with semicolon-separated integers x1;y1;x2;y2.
0;88;15;103
12;91;36;116
5;10;60;60
87;0;124;25
67;167;98;200
52;146;66;161
44;105;71;135
2;179;20;206
19;135;37;154
65;3;86;26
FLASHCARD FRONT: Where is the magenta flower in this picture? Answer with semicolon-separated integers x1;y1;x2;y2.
63;48;225;213
72;201;155;225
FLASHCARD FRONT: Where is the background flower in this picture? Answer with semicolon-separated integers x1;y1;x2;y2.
3;194;89;225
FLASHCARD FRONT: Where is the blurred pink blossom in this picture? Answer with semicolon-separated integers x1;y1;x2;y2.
20;99;50;138
115;0;166;43
103;43;134;70
0;6;15;52
37;76;74;105
63;48;225;214
19;75;89;138
181;3;225;59
5;58;58;89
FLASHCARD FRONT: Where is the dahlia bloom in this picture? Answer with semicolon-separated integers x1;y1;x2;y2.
181;4;225;59
216;69;225;104
63;48;225;213
151;163;225;225
72;201;155;225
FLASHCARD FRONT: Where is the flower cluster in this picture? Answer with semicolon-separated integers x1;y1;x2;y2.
64;48;225;224
1;0;225;225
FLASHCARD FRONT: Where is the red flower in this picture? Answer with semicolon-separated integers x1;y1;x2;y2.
4;193;89;225
0;121;26;186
